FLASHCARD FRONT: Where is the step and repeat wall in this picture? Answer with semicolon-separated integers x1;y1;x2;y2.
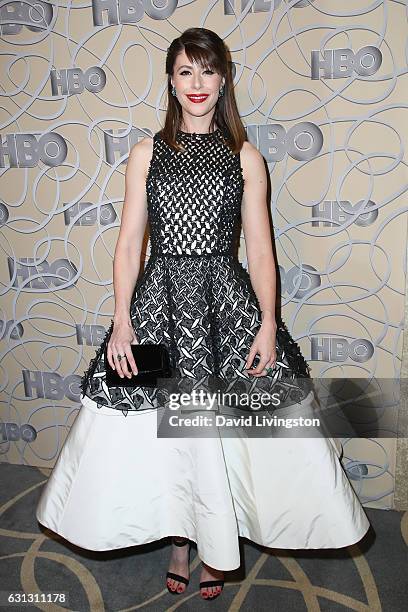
1;1;407;509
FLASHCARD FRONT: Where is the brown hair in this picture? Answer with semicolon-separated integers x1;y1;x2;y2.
160;27;246;154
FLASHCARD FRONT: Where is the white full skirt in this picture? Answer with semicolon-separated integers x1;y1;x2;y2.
36;391;371;571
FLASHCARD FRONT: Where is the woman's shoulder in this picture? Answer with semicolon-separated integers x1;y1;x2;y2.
239;138;262;160
239;138;265;182
129;135;154;159
128;134;154;179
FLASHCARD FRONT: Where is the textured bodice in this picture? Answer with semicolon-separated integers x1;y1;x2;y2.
146;128;244;256
79;125;312;416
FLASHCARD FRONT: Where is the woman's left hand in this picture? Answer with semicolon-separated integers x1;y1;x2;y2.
245;318;277;376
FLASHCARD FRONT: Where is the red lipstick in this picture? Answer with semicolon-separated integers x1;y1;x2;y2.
186;94;209;104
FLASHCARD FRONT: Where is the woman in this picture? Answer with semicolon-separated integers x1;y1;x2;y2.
36;28;370;601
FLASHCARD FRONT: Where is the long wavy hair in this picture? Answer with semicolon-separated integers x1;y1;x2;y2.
160;28;246;154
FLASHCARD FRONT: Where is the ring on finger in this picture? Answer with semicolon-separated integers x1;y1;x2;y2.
117;353;126;361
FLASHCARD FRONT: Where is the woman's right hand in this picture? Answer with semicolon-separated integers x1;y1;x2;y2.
106;320;139;378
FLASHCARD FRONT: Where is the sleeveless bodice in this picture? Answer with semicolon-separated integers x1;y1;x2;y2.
146;128;244;256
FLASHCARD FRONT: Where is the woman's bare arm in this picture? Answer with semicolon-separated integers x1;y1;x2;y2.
106;136;153;379
240;140;278;376
113;136;153;325
240;140;277;323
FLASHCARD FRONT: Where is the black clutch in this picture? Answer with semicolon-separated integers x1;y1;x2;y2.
105;343;172;388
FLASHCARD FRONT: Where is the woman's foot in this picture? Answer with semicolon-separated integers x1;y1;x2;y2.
166;537;190;594
199;562;225;599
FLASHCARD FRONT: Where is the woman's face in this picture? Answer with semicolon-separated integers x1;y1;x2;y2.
171;49;224;123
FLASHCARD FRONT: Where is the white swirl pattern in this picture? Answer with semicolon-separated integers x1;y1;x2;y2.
0;0;407;509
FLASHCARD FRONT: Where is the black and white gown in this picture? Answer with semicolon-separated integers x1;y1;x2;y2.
36;127;370;570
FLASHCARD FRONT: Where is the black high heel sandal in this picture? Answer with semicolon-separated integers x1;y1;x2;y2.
199;578;224;601
166;537;190;595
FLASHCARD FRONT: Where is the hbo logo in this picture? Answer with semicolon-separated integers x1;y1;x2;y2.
225;0;316;14
312;337;374;363
248;122;323;162
0;0;53;34
92;0;177;26
0;319;24;340
0;202;9;226
279;264;321;300
311;46;382;80
0;133;67;168
8;257;78;290
51;67;106;97
312;200;378;227
64;203;117;226
23;371;81;402
105;128;153;165
0;423;37;442
76;324;108;345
